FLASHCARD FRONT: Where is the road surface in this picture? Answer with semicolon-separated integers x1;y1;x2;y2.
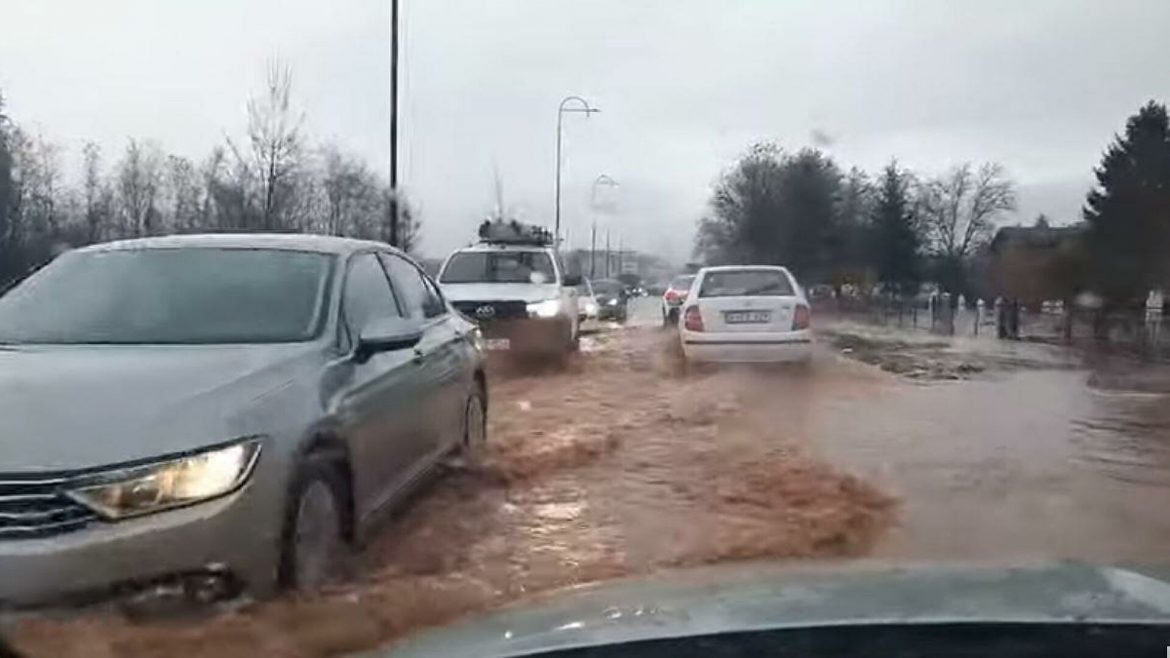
10;299;1170;657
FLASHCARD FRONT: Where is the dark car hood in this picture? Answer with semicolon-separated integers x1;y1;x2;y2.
0;343;323;472
377;562;1170;658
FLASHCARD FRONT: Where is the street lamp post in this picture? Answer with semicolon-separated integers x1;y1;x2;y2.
388;0;401;247
590;174;618;279
554;96;599;243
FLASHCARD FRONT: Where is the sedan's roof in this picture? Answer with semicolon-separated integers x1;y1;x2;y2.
699;265;791;273
76;233;397;256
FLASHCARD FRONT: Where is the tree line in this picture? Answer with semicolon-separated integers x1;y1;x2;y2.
693;142;1016;300
695;100;1170;313
0;62;418;286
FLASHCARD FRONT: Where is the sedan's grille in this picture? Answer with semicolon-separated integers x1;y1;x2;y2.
0;475;99;540
452;300;529;321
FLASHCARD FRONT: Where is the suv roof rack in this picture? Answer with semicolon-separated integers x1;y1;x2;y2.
477;219;554;246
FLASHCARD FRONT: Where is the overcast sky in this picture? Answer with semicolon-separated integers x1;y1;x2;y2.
4;0;1170;260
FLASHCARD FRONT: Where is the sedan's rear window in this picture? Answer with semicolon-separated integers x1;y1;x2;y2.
699;270;794;297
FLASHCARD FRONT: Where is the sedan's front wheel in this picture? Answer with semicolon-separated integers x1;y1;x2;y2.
461;387;488;465
280;454;348;591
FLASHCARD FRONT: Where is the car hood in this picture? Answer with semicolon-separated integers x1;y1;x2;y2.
376;562;1170;658
0;343;322;472
440;282;562;303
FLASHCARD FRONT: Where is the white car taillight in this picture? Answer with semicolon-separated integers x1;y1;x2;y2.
793;304;811;330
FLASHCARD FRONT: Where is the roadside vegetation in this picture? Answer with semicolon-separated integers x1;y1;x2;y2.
694;101;1170;325
0;61;419;287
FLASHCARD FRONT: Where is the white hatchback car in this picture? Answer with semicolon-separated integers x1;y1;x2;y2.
678;265;812;363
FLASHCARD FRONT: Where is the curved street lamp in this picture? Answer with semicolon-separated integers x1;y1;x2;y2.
590;174;619;278
554;95;600;243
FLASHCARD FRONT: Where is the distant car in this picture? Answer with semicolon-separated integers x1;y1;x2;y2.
678;265;811;364
437;226;581;358
0;234;488;606
591;278;629;322
661;275;695;325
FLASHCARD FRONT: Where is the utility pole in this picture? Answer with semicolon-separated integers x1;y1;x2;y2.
617;235;623;276
388;0;400;247
590;221;597;279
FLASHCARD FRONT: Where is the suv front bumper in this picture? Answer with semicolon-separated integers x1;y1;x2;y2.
481;318;572;356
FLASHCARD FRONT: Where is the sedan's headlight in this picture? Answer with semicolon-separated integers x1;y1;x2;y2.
469;325;485;352
583;301;598;314
527;298;561;318
68;439;261;520
607;298;619;306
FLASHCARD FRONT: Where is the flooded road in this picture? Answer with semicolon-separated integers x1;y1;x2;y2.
6;308;891;658
11;307;1170;657
812;323;1170;561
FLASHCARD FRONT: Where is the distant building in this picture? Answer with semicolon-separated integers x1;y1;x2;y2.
987;223;1085;303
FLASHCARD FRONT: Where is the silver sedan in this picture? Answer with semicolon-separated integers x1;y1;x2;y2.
0;234;487;606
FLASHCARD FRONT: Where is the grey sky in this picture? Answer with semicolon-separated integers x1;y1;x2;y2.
3;0;1170;260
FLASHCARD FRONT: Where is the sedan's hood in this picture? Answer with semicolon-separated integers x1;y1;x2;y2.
0;343;321;472
379;562;1170;658
441;282;562;303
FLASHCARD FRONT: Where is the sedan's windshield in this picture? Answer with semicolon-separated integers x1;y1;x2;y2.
440;251;555;284
0;248;333;344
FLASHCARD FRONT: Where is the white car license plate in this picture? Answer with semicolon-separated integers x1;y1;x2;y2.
724;310;771;324
485;338;511;351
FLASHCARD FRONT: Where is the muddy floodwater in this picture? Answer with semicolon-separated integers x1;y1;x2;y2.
7;322;892;658
816;324;1170;561
11;311;1170;658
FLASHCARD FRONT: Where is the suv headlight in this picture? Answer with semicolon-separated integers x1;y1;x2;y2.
526;298;561;318
68;439;262;520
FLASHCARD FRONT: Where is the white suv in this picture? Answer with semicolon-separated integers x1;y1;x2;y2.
437;240;581;358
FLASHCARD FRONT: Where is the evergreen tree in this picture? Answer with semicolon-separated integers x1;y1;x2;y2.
870;160;922;297
1084;100;1170;304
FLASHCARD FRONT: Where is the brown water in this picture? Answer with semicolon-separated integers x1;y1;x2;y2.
14;313;1170;657
804;335;1170;562
7;324;892;658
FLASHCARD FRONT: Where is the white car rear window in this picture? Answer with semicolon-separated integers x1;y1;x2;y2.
699;270;794;297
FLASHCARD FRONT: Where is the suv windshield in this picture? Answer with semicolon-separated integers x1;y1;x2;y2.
0;249;333;344
440;251;555;284
699;270;794;297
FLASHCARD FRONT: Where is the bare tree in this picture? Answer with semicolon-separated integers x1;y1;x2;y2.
80;141;113;243
163;155;201;233
920;162;1016;261
320;144;380;236
116;139;163;237
230;60;304;231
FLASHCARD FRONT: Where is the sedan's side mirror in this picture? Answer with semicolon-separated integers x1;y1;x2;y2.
563;273;583;287
355;317;422;362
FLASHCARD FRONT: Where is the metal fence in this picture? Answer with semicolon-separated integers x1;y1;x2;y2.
814;297;1169;360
